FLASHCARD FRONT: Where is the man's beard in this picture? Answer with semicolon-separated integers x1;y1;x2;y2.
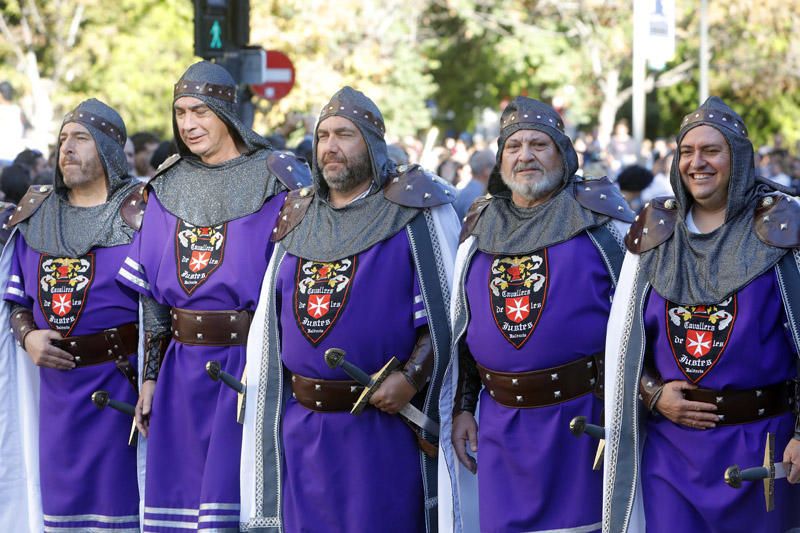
501;162;563;201
321;151;372;193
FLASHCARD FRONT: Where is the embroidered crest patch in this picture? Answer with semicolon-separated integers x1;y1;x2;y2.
175;220;227;294
489;251;548;349
38;254;94;336
294;257;357;346
665;296;738;383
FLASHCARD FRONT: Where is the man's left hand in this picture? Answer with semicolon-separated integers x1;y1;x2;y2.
783;438;800;484
370;372;416;414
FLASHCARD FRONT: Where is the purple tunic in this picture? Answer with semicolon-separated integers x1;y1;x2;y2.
464;233;610;532
116;192;285;532
642;270;800;532
277;230;427;532
4;234;140;531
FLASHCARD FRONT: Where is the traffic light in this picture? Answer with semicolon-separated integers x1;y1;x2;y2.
193;0;250;59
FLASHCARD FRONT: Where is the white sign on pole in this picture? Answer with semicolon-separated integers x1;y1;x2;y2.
646;0;676;70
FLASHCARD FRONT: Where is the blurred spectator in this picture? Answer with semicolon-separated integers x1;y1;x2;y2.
13;149;48;176
617;165;654;213
130;132;160;179
387;143;410;166
124;138;136;174
641;152;674;203
607;120;639;176
1;163;31;204
453;149;494;220
0;82;26;163
150;141;178;172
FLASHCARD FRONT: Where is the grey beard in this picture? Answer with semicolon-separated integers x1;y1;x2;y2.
322;154;372;193
502;167;563;201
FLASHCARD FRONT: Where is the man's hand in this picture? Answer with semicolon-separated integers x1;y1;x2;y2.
452;411;478;474
654;380;718;429
23;329;74;370
136;380;156;437
783;438;800;484
369;372;416;414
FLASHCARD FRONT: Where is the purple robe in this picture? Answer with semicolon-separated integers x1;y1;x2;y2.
642;270;800;532
464;234;609;532
4;234;140;531
276;230;427;532
116;192;285;532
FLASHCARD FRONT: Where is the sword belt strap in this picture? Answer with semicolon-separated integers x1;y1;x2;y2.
683;381;794;426
170;307;252;346
477;354;601;409
51;322;139;390
290;373;363;412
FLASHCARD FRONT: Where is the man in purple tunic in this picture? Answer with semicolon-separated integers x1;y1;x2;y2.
240;87;459;532
438;96;634;533
3;99;143;532
604;97;800;532
115;61;308;532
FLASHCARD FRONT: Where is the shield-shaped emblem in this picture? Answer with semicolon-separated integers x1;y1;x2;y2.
175;220;227;294
294;257;357;346
38;254;95;336
489;251;548;349
665;296;738;383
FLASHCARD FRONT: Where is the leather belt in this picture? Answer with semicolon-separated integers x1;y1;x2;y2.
478;354;601;408
683;381;794;426
290;373;363;412
51;323;139;390
171;307;252;346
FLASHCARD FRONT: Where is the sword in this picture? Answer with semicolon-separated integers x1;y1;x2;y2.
569;416;605;471
724;432;790;512
205;361;246;424
91;390;137;446
324;347;440;437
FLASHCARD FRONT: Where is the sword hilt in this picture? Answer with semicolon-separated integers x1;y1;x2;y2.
724;465;770;489
569;416;605;440
91;390;135;417
205;361;245;394
324;348;373;386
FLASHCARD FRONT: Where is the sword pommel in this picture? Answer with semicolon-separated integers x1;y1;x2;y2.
206;360;222;381
324;348;346;370
725;465;744;488
91;390;110;409
570;416;587;436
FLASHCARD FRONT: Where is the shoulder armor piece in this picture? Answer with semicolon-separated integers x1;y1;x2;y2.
0;202;16;244
153;153;181;177
6;185;53;228
271;187;315;242
624;197;679;253
267;150;312;191
754;192;800;248
574;176;636;223
459;194;492;243
383;164;455;208
120;184;149;231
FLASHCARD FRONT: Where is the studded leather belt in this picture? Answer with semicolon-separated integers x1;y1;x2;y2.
51;322;139;389
683;381;794;426
290;373;363;412
170;307;252;346
477;354;602;408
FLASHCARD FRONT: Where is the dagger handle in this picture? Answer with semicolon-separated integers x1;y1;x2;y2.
107;398;136;417
584;424;606;440
569;416;606;440
218;370;245;394
738;466;770;482
338;359;374;387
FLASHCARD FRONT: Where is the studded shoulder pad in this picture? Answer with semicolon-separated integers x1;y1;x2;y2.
153;153;181;177
459;194;492;244
120;184;149;231
624;197;679;253
383;164;455;208
271;187;315;242
574;176;636;223
0;202;16;245
267;150;312;191
754;193;800;248
6;185;53;228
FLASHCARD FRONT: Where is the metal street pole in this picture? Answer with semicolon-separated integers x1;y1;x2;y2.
699;0;709;103
632;0;646;145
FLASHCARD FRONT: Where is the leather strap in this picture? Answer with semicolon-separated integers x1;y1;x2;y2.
683;381;793;426
290;373;362;412
51;323;139;390
478;354;600;408
170;307;252;346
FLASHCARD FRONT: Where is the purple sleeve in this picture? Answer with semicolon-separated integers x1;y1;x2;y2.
412;270;428;329
115;225;153;298
4;234;33;308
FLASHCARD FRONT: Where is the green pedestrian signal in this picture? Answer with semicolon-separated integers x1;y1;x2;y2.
210;20;223;49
